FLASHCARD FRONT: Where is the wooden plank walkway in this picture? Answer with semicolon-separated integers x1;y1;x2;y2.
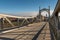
0;22;51;40
37;22;51;40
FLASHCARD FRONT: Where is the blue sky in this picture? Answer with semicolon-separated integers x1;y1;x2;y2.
0;0;58;16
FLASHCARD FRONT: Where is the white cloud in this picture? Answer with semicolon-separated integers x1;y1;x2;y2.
40;10;53;17
15;11;38;16
50;10;53;16
14;10;53;17
0;10;53;17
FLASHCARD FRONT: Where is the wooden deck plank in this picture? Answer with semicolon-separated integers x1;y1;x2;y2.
0;22;46;40
37;22;51;40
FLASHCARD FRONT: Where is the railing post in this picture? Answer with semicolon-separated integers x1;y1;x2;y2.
17;18;20;27
1;18;4;30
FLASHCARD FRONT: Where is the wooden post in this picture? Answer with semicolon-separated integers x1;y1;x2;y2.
4;17;15;27
46;14;47;21
21;19;25;26
48;6;50;21
39;6;41;22
25;19;29;24
17;18;20;27
0;18;4;30
31;18;34;23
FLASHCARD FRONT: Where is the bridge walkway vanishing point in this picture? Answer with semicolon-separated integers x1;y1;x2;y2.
0;22;52;40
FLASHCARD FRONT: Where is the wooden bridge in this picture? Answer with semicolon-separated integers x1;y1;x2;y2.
0;0;60;40
0;22;52;40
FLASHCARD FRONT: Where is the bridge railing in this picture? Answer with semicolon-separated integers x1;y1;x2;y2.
0;16;40;31
49;15;59;40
